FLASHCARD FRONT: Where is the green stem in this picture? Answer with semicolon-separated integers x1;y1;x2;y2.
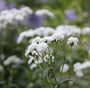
0;28;8;54
39;64;53;88
59;39;66;82
60;56;66;82
52;67;58;85
46;73;53;88
47;48;58;87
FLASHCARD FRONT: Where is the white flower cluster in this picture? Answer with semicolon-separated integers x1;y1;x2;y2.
25;42;55;69
74;60;90;77
67;37;79;46
0;6;54;29
30;33;64;44
23;25;90;70
17;25;83;44
24;29;65;70
17;27;55;44
3;55;23;65
56;25;81;36
28;54;55;70
0;7;32;29
25;42;48;57
59;60;90;77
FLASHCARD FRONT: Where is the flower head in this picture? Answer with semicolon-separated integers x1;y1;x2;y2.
67;37;79;46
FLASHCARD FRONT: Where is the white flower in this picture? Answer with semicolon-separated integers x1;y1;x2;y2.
43;54;55;62
76;70;84;78
25;42;48;57
28;56;43;70
82;39;87;44
56;25;81;36
28;56;35;65
17;27;55;44
67;37;79;46
41;36;53;43
20;7;33;15
60;64;69;73
73;62;82;72
52;33;64;41
74;60;90;78
74;61;90;72
34;27;55;36
82;60;90;69
34;58;43;64
36;42;48;53
82;27;90;35
30;32;64;44
31;37;42;43
17;29;34;44
4;13;14;23
3;55;23;65
25;43;38;57
0;6;32;29
30;63;37;70
14;14;24;21
35;9;54;17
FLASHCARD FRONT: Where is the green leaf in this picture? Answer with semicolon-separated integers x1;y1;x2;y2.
61;79;78;84
58;79;80;87
43;67;53;79
9;83;20;88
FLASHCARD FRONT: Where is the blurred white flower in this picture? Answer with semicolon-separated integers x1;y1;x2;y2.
82;27;90;35
20;6;33;15
73;62;82;72
56;25;81;36
14;14;24;21
52;33;65;41
0;6;33;29
35;9;54;17
82;39;87;44
76;70;84;78
74;61;90;72
17;27;55;44
74;60;90;78
3;55;23;65
60;64;69;73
